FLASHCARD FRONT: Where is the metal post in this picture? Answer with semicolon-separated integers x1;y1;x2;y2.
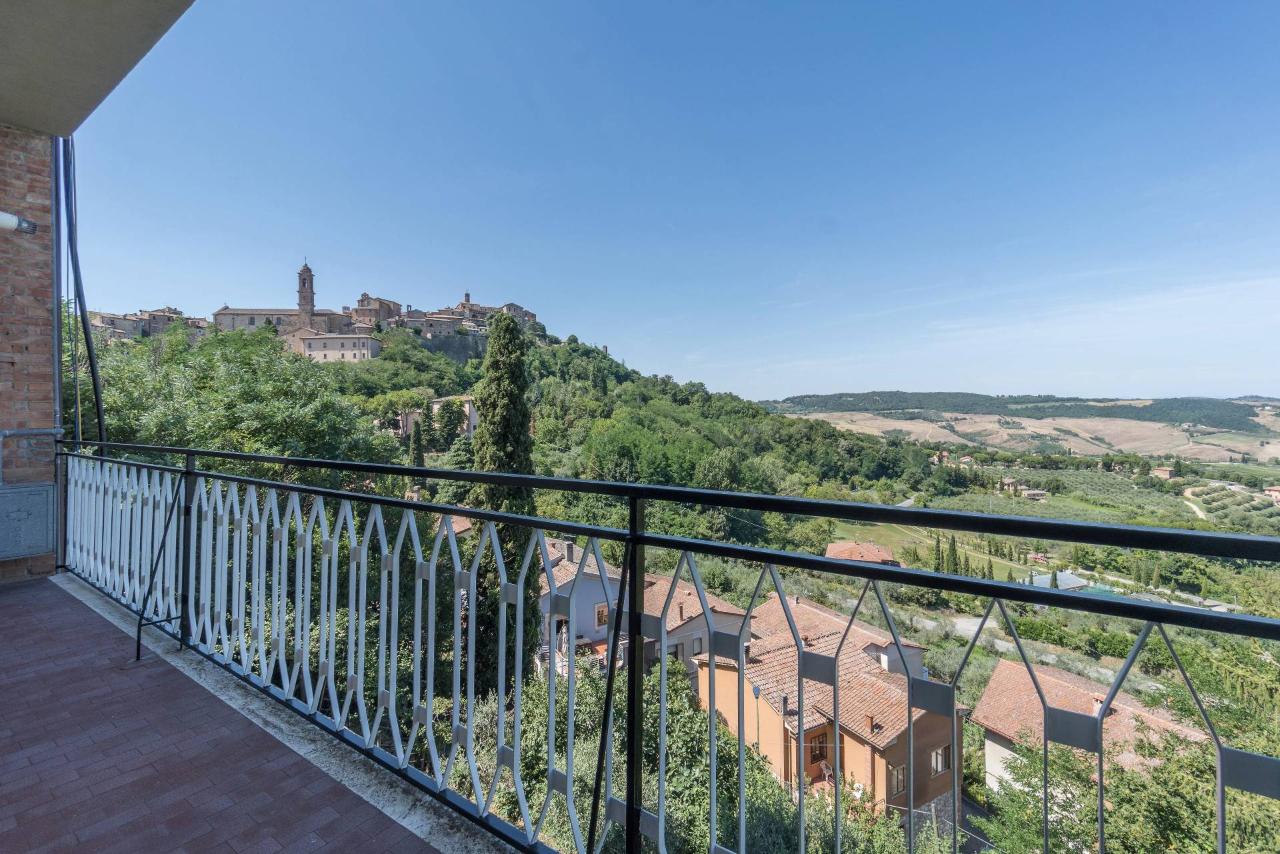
625;496;645;852
178;451;196;650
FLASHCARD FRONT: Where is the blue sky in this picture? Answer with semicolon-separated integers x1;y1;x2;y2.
77;2;1280;400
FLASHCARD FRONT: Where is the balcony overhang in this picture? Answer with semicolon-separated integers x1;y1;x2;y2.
0;0;193;136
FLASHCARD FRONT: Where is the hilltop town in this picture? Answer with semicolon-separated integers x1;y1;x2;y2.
88;261;540;363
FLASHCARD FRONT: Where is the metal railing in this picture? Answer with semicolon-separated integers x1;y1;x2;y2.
56;440;1280;854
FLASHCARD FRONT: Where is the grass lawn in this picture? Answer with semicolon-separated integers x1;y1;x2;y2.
831;520;1025;580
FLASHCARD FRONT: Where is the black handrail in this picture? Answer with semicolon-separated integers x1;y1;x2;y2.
56;439;1280;562
57;443;1280;641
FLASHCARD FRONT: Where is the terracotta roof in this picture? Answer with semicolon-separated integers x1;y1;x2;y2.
538;538;618;593
751;593;923;650
643;574;745;632
699;629;924;749
970;659;1205;769
825;541;895;563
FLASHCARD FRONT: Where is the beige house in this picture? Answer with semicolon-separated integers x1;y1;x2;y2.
695;594;956;818
287;329;380;362
1151;466;1176;480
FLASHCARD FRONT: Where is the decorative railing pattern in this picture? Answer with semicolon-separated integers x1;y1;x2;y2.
58;442;1280;854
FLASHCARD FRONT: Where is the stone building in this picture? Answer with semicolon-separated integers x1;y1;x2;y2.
213;263;351;334
89;306;206;340
345;292;401;327
436;292;536;327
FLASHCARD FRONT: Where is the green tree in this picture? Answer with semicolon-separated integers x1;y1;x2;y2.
407;420;424;486
946;535;960;574
468;313;536;690
435;399;466;450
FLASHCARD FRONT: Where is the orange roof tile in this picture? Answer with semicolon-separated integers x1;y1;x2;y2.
751;593;923;650
970;659;1205;769
825;541;896;563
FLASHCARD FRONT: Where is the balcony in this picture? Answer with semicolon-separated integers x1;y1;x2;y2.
11;441;1280;853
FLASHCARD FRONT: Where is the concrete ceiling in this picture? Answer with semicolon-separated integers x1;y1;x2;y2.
0;0;193;136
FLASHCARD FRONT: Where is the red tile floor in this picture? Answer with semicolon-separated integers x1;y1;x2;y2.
0;579;435;852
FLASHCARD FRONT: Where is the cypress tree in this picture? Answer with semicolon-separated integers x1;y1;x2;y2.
469;313;536;691
946;535;960;574
420;405;437;454
986;557;995;580
933;536;944;572
407;420;424;486
1050;568;1060;589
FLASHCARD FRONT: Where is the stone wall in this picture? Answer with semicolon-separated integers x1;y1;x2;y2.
420;330;487;364
0;124;56;582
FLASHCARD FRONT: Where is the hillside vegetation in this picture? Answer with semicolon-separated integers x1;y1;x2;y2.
766;390;1265;433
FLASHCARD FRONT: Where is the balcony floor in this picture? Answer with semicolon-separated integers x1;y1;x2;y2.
0;578;437;853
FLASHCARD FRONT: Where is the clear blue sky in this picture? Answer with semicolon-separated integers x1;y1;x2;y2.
77;2;1280;400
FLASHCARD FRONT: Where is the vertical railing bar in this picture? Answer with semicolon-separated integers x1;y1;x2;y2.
586;537;631;853
625;497;645;853
178;452;196;650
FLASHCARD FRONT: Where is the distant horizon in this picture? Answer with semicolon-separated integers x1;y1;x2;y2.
760;389;1280;404
75;2;1280;401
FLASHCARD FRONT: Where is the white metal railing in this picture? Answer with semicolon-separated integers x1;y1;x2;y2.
59;447;1280;854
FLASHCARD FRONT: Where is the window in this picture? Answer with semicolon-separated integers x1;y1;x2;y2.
248;316;255;325
930;745;951;775
889;764;906;795
810;732;827;764
595;604;609;629
692;636;703;655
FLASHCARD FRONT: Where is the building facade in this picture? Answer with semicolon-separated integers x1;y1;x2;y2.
288;331;381;362
213;263;351;334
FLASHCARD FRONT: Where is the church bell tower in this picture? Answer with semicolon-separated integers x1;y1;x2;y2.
297;261;315;330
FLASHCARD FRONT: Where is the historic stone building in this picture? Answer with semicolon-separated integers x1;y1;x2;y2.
212;263;351;334
89;306;206;340
436;292;537;327
346;292;401;327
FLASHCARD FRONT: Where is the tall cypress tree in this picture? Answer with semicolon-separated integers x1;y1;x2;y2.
469;313;535;691
407;420;424;486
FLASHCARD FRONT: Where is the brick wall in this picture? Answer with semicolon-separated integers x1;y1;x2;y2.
0;124;56;582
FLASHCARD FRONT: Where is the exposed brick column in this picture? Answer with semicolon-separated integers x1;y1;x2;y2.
0;124;56;582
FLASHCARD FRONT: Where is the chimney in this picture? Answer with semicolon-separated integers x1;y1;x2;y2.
865;714;875;732
794;594;801;604
565;542;576;563
677;603;685;621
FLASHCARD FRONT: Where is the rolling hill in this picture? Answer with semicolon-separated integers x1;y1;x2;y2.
762;392;1280;462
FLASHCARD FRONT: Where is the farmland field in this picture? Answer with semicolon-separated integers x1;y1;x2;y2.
799;411;1251;461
